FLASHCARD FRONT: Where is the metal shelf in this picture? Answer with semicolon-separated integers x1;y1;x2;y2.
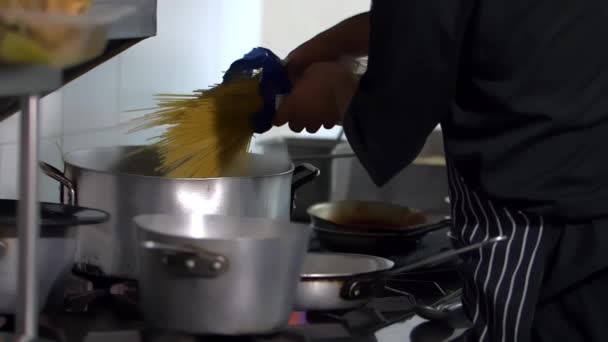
0;3;157;340
0;66;62;97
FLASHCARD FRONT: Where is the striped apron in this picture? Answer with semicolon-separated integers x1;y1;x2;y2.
447;162;548;342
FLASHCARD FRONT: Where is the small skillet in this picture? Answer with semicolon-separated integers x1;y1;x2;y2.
295;235;505;312
308;200;451;254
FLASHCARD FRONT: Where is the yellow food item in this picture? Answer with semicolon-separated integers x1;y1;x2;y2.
130;76;263;179
0;26;49;63
27;0;92;48
412;156;446;166
0;0;92;64
0;0;90;14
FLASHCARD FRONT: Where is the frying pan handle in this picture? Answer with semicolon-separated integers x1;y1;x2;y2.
389;235;507;275
141;241;228;278
399;219;452;238
39;162;77;206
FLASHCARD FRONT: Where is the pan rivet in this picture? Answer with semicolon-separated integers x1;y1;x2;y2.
161;256;168;265
353;288;360;296
185;259;196;269
211;261;223;271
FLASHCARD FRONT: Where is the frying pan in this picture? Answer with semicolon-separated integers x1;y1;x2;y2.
295;235;506;311
308;200;451;254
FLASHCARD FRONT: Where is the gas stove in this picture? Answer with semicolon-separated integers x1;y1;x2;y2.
0;229;469;342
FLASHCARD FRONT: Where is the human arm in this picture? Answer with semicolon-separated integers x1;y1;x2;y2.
274;0;474;185
285;12;370;81
341;0;475;186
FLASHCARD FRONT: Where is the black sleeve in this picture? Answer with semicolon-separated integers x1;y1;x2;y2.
342;0;475;186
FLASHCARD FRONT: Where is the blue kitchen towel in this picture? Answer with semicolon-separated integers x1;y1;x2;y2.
224;47;291;134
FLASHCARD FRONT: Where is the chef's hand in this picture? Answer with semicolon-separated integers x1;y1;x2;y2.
273;61;358;133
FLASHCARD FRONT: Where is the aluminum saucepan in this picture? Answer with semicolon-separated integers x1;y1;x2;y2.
41;145;320;279
308;200;451;254
295;235;506;311
135;214;311;335
0;199;109;314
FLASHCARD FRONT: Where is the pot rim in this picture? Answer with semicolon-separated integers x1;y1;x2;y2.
299;252;394;278
63;146;297;181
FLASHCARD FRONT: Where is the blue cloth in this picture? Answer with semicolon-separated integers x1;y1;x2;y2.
224;47;291;134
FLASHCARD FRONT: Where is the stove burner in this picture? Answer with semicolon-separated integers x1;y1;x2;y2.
62;264;139;316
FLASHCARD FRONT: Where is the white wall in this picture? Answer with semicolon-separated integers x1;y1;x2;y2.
257;0;371;143
0;0;262;202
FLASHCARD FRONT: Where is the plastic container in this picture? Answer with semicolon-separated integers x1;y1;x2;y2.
0;3;134;67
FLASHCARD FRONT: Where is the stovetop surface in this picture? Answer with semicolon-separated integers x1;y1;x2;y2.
1;228;469;342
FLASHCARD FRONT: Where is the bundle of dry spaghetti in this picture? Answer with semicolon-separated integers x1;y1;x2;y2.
129;75;263;178
128;48;361;179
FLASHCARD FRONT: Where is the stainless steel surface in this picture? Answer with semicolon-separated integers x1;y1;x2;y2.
45;145;317;278
135;214;311;335
103;0;157;39
0;67;62;97
300;253;394;278
295;277;369;311
140;240;227;277
295;253;394;311
296;236;506;311
414;289;463;321
39;163;76;206
17;95;40;340
258;138;337;222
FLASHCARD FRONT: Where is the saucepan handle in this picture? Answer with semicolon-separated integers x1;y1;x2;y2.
140;241;228;278
340;277;378;301
39;162;77;206
291;163;321;193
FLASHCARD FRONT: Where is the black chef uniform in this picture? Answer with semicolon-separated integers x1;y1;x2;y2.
342;0;608;341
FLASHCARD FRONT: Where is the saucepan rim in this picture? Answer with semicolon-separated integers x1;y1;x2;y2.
63;146;297;181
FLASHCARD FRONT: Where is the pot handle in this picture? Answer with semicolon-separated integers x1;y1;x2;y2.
39;162;77;206
340;277;379;301
291;163;320;193
290;163;320;216
140;241;228;278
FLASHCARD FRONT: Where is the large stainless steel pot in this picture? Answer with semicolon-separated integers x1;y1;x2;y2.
135;214;311;335
257;137;340;222
41;145;319;279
